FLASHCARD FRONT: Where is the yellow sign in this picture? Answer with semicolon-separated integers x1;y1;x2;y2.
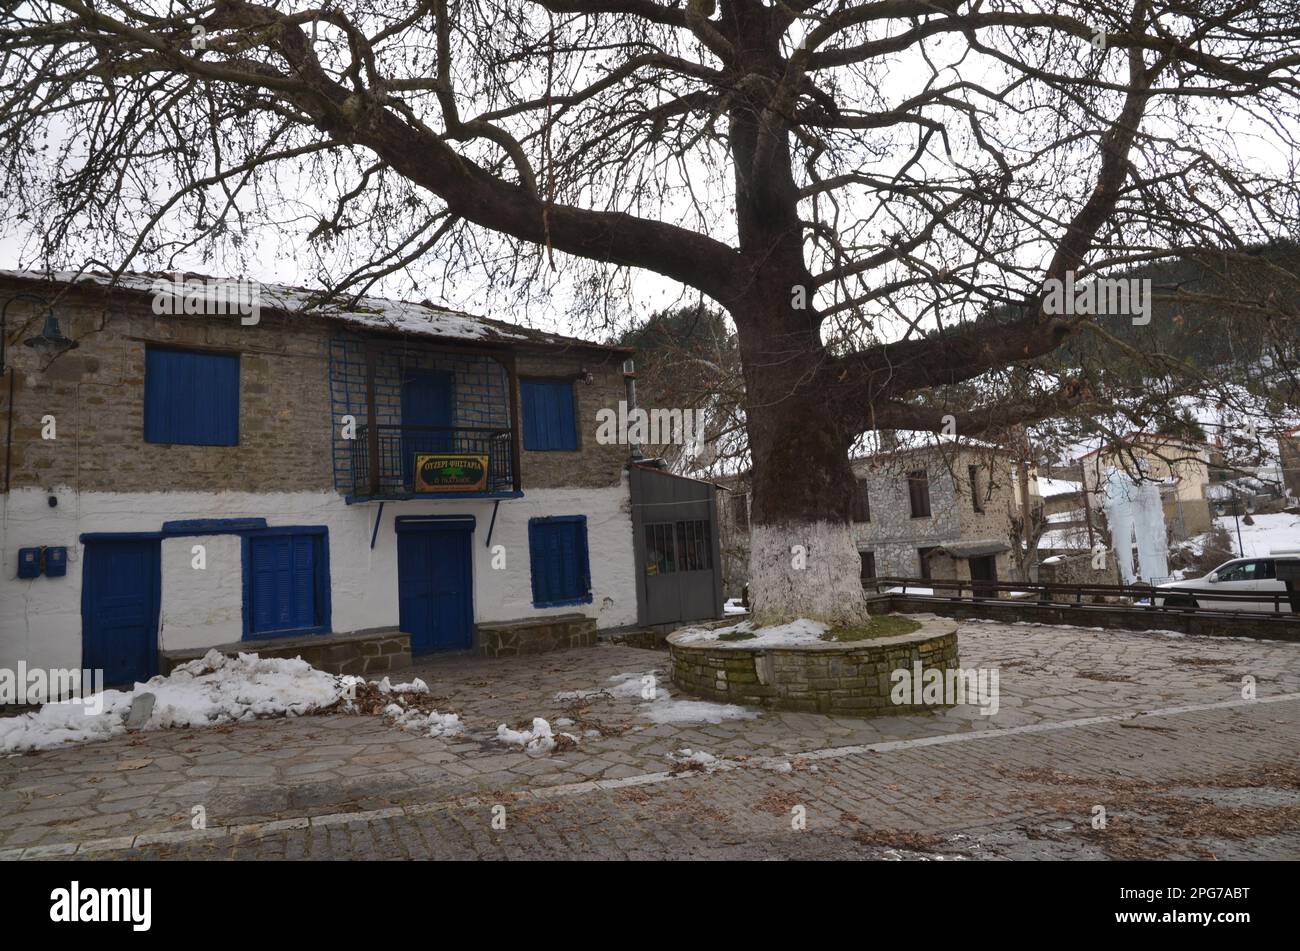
414;454;489;493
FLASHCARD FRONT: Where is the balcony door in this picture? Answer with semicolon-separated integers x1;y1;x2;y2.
401;370;454;490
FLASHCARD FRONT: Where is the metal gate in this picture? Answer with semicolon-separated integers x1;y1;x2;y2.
629;464;724;626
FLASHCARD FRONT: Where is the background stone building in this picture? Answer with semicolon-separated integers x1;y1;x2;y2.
715;436;1027;596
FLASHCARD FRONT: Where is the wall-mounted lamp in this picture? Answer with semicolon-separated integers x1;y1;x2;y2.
23;310;78;356
2;293;58;374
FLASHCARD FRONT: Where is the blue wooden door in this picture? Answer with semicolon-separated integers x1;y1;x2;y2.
397;527;473;653
82;539;161;686
401;371;453;489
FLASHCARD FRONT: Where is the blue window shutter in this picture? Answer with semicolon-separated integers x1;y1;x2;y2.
528;516;591;606
248;532;323;635
521;380;577;450
144;347;239;446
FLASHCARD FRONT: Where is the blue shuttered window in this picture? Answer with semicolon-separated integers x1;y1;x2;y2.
144;346;240;446
528;516;592;607
520;379;578;450
246;531;328;637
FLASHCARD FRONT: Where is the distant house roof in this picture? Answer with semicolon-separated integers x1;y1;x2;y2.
1075;432;1208;461
931;540;1011;559
853;430;1009;463
0;269;632;355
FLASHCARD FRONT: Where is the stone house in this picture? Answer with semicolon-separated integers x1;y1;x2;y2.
849;438;1025;590
0;270;659;686
715;437;1027;596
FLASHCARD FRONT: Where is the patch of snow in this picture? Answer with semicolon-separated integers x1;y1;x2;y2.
723;598;749;615
1037;478;1082;498
641;699;759;725
670;748;721;769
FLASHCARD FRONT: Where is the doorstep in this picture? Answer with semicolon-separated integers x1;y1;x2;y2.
475;614;597;657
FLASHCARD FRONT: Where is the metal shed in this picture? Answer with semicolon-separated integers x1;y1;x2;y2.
628;463;724;627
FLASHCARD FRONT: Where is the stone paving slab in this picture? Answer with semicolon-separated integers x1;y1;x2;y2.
1;617;1299;854
28;696;1300;861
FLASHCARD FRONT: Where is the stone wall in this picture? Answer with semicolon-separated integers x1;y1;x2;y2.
515;351;629;490
0;279;631;497
476;614;598;657
667;619;961;716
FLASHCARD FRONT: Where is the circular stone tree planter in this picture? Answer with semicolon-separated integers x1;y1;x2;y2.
667;617;960;717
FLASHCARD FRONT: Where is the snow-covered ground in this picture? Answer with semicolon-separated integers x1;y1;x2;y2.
1207;512;1300;557
0;650;349;754
1037;478;1082;498
673;618;829;648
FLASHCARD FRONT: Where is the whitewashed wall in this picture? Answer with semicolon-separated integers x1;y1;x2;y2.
0;478;636;672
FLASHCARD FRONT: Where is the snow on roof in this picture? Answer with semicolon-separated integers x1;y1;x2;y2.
1037;477;1082;498
853;429;1005;461
0;269;631;354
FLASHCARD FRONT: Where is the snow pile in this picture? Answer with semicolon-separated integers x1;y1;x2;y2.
0;649;347;753
384;704;463;738
359;676;463;738
496;717;580;756
673;618;829;648
723;598;749;616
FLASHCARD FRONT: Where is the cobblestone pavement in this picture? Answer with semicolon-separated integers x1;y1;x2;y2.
3;618;1299;860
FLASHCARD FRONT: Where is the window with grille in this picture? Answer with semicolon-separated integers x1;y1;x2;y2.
644;519;713;574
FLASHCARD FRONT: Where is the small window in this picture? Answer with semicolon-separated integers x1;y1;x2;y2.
676;520;713;572
246;531;329;638
529;516;591;606
908;470;932;518
145;346;240;446
851;479;871;522
859;550;876;584
730;493;750;532
968;465;984;513
520;379;578;451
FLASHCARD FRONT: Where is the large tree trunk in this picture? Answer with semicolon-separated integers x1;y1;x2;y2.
738;310;869;625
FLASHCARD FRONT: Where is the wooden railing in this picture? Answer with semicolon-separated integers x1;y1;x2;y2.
870;576;1298;614
349;425;515;499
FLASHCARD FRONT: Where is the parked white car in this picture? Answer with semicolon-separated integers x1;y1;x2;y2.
1156;556;1298;613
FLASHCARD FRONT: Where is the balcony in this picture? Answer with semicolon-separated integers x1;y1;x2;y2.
353;420;520;498
329;333;521;502
349;425;518;500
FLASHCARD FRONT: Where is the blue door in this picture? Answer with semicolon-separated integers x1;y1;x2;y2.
82;539;161;686
401;371;453;490
397;524;473;653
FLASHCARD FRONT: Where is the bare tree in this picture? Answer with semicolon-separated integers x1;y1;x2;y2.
3;0;1300;621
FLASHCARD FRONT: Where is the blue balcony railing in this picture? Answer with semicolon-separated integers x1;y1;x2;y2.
350;425;516;499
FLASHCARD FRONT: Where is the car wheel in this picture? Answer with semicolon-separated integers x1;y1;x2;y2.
1164;595;1198;609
